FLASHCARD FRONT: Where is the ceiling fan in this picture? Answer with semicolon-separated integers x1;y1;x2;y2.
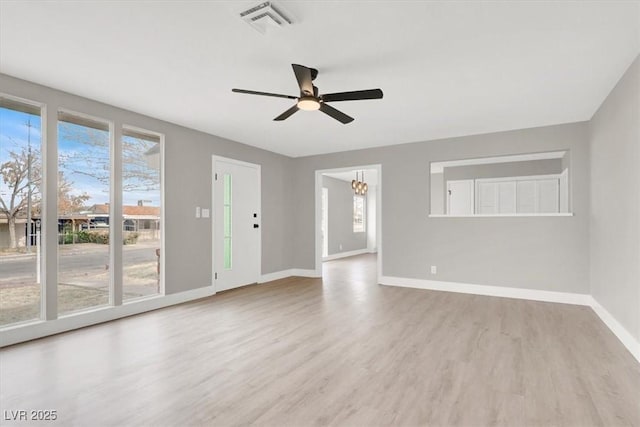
232;64;383;124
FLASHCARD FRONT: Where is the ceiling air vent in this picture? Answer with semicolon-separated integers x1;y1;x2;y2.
239;2;292;34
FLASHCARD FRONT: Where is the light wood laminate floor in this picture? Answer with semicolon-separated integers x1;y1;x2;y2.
1;254;639;426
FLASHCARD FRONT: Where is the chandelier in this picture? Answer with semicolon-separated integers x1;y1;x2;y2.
351;171;368;195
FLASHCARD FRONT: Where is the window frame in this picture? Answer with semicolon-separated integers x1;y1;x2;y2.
57;107;115;313
121;124;165;299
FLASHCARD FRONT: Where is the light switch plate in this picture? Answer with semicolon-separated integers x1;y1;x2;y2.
195;207;201;218
202;208;210;218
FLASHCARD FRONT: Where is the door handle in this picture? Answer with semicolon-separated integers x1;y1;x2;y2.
253;224;259;228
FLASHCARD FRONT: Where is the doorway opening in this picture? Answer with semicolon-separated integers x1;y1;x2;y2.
314;165;382;281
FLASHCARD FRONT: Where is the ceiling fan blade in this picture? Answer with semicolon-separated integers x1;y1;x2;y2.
292;64;314;96
232;88;297;100
319;103;354;124
321;89;384;102
274;105;299;121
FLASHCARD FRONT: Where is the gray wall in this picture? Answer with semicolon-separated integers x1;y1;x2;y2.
322;175;367;255
293;122;590;293
589;55;640;342
0;73;295;294
430;173;444;215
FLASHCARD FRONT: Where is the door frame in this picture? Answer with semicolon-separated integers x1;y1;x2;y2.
211;155;262;292
314;164;382;281
321;187;329;258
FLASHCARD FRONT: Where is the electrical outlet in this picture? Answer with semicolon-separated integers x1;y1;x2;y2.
430;265;437;274
339;244;343;251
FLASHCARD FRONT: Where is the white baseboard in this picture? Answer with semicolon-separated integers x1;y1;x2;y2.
589;297;640;363
1;286;216;348
323;248;369;262
379;276;591;306
290;268;321;278
259;270;294;283
259;269;321;283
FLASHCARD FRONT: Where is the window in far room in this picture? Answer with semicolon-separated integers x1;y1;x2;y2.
353;196;365;232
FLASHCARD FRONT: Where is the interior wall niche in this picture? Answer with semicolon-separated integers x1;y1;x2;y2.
430;151;571;216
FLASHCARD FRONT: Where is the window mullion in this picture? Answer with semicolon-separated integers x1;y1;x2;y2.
42;104;58;320
111;124;123;306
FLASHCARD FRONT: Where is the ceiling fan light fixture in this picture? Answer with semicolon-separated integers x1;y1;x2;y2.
297;97;320;111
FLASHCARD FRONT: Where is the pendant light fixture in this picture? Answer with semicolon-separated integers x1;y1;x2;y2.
353;170;368;196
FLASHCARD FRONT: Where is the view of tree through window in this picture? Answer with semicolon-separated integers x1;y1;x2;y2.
1;96;164;326
57;112;111;315
122;128;161;300
0;100;42;326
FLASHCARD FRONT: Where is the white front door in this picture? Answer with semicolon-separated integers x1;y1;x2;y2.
213;157;260;292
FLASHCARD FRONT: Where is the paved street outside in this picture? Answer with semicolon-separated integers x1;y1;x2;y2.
1;240;159;285
0;240;161;326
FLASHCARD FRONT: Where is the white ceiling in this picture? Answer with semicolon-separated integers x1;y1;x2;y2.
1;1;638;158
